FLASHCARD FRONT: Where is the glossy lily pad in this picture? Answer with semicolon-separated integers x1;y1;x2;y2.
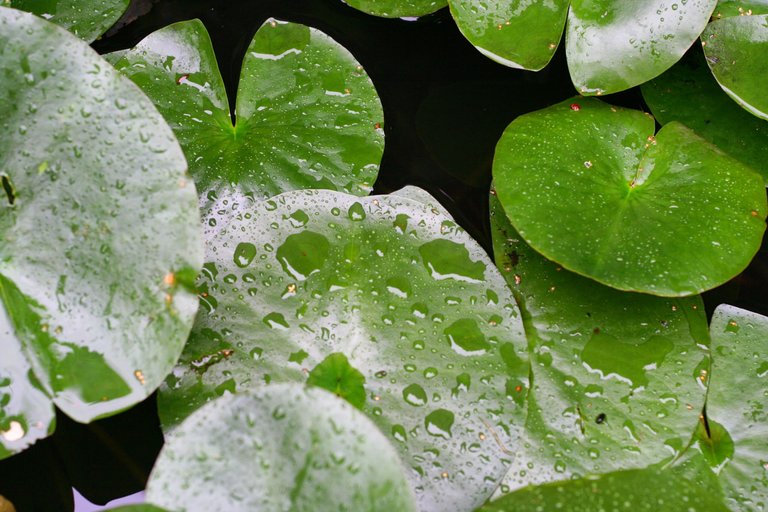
148;385;416;512
712;1;768;18
479;466;729;511
641;50;768;185
489;193;708;491
11;0;129;42
343;0;447;18
107;19;384;213
448;0;716;94
702;9;768;120
687;305;768;510
0;7;202;458
492;97;767;296
158;188;529;512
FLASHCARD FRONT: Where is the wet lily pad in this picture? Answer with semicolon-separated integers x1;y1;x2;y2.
107;19;384;212
641;50;768;185
343;0;447;18
11;0;129;42
158;188;529;512
448;0;716;94
687;305;768;510
0;7;202;458
479;466;729;511
702;8;768;120
492;97;767;296
148;385;416;512
108;506;170;512
489;193;708;491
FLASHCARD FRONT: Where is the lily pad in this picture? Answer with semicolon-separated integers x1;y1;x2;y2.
147;385;416;512
108;506;169;512
448;0;716;94
479;466;729;511
489;193;708;491
713;1;768;17
641;50;768;185
687;305;768;510
107;19;384;212
11;0;129;42
702;9;768;120
343;0;447;18
158;188;529;512
492;97;767;296
0;7;202;458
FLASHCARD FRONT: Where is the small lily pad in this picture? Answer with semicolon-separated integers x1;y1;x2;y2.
10;0;128;42
0;7;202;458
492;97;767;296
490;193;708;491
641;50;768;185
147;385;416;512
343;0;447;18
479;467;729;511
690;305;768;510
702;10;768;120
108;19;384;211
158;188;529;511
448;0;716;94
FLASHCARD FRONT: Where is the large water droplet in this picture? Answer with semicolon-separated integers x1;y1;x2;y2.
1;420;25;442
425;409;454;439
233;242;257;268
402;383;427;406
444;319;490;356
419;239;485;283
276;231;330;281
581;332;673;388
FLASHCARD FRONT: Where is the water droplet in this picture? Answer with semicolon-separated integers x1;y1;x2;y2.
233;242;257;268
570;103;581;111
425;409;454;439
1;421;25;442
403;384;427;406
419;239;485;282
347;202;366;221
287;209;309;228
276;231;330;281
444;319;490;356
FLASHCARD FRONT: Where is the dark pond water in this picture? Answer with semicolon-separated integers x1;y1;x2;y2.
1;0;766;509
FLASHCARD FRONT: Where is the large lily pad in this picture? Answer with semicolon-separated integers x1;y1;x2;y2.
489;193;708;491
448;0;716;94
641;50;768;185
492;97;767;296
0;7;202;458
479;466;729;511
702;8;768;120
158;188;529;512
11;0;129;42
687;305;768;510
343;0;447;18
107;19;384;212
147;385;416;512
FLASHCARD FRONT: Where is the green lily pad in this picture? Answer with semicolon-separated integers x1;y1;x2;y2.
10;0;129;42
107;506;170;512
689;305;768;510
107;19;384;212
447;0;716;94
343;0;447;18
641;50;768;185
712;1;768;21
492;97;767;296
0;7;202;458
158;188;529;511
702;10;768;120
489;193;708;491
479;466;729;511
147;385;416;512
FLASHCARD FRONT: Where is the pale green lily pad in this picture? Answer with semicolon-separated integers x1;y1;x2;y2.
447;0;716;94
713;1;768;19
479;466;729;511
492;97;767;296
107;19;383;212
688;305;768;510
343;0;447;18
158;188;529;512
641;51;768;185
0;7;202;458
108;506;170;512
11;0;128;42
702;10;768;120
148;385;416;512
490;193;708;492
